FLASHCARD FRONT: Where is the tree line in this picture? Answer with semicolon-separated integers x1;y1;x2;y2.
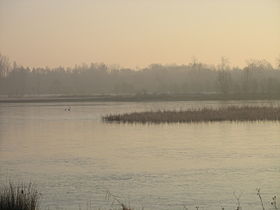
0;54;280;97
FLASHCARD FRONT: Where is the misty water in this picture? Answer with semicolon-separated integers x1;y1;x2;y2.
0;101;280;210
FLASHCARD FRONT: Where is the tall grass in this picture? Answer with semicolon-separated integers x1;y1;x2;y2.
103;106;280;123
0;182;39;210
0;182;278;209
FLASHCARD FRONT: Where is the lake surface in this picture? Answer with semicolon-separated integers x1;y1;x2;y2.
0;101;280;210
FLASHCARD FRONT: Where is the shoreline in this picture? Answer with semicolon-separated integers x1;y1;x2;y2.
1;93;280;103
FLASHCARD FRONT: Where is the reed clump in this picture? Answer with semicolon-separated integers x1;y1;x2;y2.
0;182;40;210
103;106;280;123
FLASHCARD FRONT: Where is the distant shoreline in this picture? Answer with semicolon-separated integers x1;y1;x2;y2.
0;93;280;103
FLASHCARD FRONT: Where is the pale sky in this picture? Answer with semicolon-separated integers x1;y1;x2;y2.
0;0;279;68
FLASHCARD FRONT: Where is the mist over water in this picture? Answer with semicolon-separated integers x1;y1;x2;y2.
1;0;279;209
0;101;280;210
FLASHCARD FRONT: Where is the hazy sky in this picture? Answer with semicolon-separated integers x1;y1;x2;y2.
0;0;279;68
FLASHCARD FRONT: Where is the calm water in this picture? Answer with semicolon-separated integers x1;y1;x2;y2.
0;101;280;210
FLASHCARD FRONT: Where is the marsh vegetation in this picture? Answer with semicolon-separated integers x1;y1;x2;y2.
103;106;280;123
0;182;39;210
0;183;278;210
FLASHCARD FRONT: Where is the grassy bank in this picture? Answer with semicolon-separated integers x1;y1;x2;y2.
103;106;280;123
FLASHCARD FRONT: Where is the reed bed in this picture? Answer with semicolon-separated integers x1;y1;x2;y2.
103;106;280;123
0;182;39;210
0;182;278;210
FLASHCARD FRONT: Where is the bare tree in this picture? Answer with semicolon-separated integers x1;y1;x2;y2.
0;53;10;78
217;57;231;94
277;55;280;70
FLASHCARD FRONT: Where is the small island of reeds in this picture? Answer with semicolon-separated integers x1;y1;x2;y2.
103;106;280;123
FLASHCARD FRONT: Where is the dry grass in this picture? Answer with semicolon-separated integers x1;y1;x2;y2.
0;182;40;210
103;106;280;123
0;182;278;210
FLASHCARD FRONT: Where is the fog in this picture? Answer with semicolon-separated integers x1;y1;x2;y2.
1;54;280;97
